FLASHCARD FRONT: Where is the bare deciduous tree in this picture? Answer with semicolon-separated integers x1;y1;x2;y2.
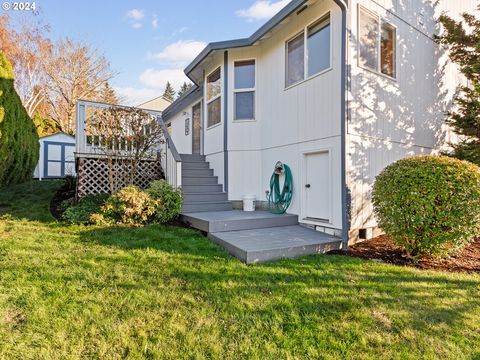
0;15;51;118
2;17;119;134
13;26;50;117
41;38;117;133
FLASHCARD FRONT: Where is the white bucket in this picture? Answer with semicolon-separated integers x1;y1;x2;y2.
242;195;256;212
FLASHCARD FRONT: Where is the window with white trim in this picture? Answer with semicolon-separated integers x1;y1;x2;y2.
206;67;221;127
359;6;396;78
234;60;255;120
286;13;331;87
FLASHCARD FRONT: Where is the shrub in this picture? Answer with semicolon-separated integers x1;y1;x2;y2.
146;180;182;223
0;52;39;188
62;195;108;225
97;186;157;225
372;155;480;257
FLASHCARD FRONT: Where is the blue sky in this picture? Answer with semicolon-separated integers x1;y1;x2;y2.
5;0;290;105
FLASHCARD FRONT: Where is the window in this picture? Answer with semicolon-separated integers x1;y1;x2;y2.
358;6;396;78
381;23;396;77
234;60;255;120
286;33;304;87
307;17;331;77
359;7;378;71
286;14;331;87
206;67;221;127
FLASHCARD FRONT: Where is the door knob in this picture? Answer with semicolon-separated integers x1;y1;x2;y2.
305;184;311;188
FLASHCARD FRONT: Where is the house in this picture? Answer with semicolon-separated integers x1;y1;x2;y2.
160;0;476;251
137;95;172;112
34;132;76;180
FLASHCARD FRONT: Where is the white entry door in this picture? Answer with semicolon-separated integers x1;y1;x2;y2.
305;151;330;222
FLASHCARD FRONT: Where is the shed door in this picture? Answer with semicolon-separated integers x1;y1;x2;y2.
305;152;330;222
44;142;76;178
192;103;201;154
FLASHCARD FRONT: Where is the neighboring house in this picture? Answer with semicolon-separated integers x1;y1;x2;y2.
137;95;172;112
161;0;476;247
34;133;76;180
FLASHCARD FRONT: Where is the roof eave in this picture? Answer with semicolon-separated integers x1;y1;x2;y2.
184;0;308;83
162;85;203;122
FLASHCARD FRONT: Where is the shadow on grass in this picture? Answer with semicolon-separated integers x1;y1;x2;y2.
0;180;63;223
3;180;479;353
79;221;480;344
79;223;226;259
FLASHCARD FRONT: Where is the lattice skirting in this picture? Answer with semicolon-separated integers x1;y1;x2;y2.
77;157;163;197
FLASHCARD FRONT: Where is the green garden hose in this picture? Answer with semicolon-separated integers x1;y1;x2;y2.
267;162;293;214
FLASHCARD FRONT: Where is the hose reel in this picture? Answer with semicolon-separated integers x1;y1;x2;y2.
267;161;293;214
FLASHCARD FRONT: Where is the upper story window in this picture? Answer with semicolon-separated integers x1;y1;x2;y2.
359;6;396;78
206;67;221;127
381;23;396;77
286;13;331;87
234;60;255;120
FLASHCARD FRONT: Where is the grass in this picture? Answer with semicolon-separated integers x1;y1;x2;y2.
0;181;479;359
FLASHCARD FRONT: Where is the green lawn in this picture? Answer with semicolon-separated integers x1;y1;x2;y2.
0;181;479;359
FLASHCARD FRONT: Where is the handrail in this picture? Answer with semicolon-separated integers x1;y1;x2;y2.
158;119;181;162
76;99;163;156
158;117;182;189
77;99;164;115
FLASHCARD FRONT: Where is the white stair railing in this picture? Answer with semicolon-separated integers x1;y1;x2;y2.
159;120;182;189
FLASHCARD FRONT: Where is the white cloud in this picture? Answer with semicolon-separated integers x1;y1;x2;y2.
172;26;189;36
152;14;159;29
150;40;206;66
115;68;190;106
125;9;145;29
139;68;190;91
126;9;145;21
114;86;163;106
236;0;290;21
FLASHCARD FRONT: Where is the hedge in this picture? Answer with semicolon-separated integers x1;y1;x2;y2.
0;52;39;188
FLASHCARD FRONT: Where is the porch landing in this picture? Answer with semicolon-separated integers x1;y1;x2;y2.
181;210;341;263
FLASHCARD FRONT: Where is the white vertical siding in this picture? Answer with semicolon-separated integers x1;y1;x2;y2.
347;0;477;233
203;55;226;184
226;0;344;229
167;101;196;155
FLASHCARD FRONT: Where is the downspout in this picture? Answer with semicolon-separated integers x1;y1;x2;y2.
223;51;229;192
333;0;349;252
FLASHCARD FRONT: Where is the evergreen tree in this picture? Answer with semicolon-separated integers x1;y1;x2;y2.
162;81;176;102
0;52;39;187
177;82;192;99
438;7;480;165
97;82;119;105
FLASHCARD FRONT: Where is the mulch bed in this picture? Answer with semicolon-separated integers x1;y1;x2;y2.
50;185;75;220
330;235;480;273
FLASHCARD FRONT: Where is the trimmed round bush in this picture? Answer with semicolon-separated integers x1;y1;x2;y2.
372;155;480;257
146;180;182;223
0;52;39;188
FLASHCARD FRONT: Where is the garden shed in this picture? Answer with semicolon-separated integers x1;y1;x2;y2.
33;133;76;180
